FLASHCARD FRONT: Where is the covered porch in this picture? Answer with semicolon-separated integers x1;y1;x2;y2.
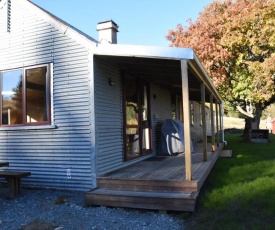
88;44;225;211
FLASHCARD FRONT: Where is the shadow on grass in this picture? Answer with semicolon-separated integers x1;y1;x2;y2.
185;133;275;230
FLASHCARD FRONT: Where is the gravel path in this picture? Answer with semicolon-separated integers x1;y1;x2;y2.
0;187;185;230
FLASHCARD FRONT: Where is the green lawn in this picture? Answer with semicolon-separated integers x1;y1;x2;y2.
185;133;275;230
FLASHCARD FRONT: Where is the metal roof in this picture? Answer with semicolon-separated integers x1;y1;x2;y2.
94;44;222;103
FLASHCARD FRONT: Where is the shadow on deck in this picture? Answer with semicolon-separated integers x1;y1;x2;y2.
85;143;224;212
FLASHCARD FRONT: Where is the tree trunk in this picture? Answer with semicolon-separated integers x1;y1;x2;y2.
243;106;263;141
243;118;252;141
252;108;262;129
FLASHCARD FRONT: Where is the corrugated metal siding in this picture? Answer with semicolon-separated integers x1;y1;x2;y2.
0;1;94;191
94;57;124;175
190;102;213;142
151;85;172;154
149;88;212;151
94;58;177;175
94;59;173;175
190;102;203;142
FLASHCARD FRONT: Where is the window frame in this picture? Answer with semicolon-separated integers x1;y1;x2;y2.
0;63;52;127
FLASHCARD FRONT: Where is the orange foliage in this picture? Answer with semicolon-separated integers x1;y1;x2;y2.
167;0;275;112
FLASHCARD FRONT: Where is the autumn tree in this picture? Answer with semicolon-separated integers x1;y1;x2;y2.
167;0;275;134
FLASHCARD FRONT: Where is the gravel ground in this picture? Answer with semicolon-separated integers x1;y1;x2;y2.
0;187;185;230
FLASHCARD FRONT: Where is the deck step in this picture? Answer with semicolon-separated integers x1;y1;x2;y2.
97;178;199;192
219;150;232;158
86;144;224;212
85;188;199;212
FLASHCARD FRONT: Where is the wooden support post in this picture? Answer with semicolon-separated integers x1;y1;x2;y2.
210;94;216;152
220;102;224;144
0;171;31;198
201;83;207;161
216;102;220;146
181;60;192;181
7;177;22;198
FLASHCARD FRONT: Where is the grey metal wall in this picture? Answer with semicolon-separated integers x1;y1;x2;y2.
151;85;173;154
0;0;94;191
191;102;213;141
93;58;175;175
150;88;213;147
93;57;124;176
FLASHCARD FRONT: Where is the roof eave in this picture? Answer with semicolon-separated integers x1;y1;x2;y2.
95;44;222;103
94;44;194;60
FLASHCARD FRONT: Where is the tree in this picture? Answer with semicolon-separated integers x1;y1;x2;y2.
167;0;275;136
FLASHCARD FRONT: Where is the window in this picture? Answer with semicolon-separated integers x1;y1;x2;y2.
171;94;183;121
190;101;194;125
200;104;203;126
0;64;51;126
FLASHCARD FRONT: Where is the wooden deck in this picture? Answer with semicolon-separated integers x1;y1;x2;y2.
85;143;224;212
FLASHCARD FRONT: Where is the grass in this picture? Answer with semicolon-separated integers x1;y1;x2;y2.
185;133;275;230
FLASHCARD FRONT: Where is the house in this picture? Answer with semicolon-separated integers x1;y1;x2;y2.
0;0;224;211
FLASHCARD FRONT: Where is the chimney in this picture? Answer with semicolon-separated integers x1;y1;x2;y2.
96;20;119;44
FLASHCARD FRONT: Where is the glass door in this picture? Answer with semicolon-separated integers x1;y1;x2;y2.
141;84;151;153
123;75;152;161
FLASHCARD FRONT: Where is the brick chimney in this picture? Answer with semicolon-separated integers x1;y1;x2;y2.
96;20;119;44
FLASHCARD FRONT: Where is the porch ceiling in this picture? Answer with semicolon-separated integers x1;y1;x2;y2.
96;55;215;103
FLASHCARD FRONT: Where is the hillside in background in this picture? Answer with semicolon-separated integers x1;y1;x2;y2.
223;117;267;130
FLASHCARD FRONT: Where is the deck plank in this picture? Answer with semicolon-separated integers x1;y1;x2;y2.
100;143;224;182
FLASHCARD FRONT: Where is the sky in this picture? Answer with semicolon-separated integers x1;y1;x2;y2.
30;0;214;47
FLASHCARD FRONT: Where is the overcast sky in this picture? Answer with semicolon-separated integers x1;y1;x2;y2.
30;0;214;47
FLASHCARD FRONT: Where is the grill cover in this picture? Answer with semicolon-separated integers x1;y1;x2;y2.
159;119;193;155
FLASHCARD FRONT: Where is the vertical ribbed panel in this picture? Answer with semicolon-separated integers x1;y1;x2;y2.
151;85;173;154
190;101;203;142
190;102;212;141
205;106;212;136
149;87;212;150
94;59;175;175
0;0;94;191
94;57;124;175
